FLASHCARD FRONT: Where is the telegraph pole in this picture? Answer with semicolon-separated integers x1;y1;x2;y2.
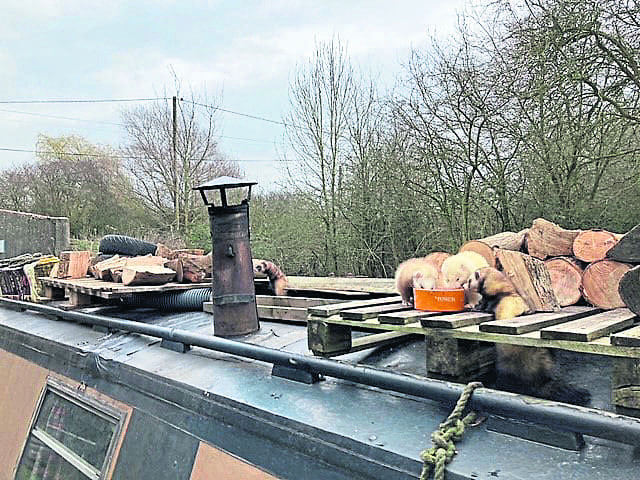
173;95;179;230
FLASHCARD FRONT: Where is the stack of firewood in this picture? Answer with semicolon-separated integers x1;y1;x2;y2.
86;243;212;286
459;218;640;315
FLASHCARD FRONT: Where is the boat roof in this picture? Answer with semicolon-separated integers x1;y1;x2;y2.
0;303;638;479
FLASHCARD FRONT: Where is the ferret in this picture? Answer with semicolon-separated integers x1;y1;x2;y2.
253;259;288;296
466;266;591;406
441;251;489;289
394;257;438;306
465;266;530;318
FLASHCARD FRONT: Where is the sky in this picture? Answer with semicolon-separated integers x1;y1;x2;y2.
0;0;467;193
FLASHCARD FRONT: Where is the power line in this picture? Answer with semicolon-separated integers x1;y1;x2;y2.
184;100;287;126
0;106;286;145
0;97;169;104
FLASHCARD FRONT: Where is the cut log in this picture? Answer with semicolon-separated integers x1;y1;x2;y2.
459;230;527;268
582;259;632;309
573;229;622;263
180;253;211;283
526;218;581;260
155;243;175;259
544;257;584;307
423;252;451;270
92;254;122;280
108;255;168;283
121;265;177;286
164;258;184;283
57;251;91;279
607;224;640;264
618;265;640;316
495;249;560;312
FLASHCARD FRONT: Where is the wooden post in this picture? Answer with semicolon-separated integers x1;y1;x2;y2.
612;358;640;417
425;336;495;382
307;320;352;356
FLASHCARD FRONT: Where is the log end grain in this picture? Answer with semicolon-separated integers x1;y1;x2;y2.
544;257;584;307
573;229;620;263
582;260;632;309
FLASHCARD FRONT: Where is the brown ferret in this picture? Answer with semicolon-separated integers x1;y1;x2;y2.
253;259;288;296
465;266;530;319
466;266;591;406
394;257;438;306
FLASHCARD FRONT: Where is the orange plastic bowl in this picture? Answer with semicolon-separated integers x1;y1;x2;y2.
414;288;465;312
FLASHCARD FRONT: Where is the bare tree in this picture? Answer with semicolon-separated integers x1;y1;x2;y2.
283;38;356;273
121;80;240;234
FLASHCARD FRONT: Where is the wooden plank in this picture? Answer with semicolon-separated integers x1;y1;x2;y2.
340;302;409;321
308;296;402;317
479;306;598;335
378;310;442;325
287;276;396;294
350;331;414;353
540;308;637;342
420;311;494;329
256;295;338;308
257;305;308;322
611;325;640;347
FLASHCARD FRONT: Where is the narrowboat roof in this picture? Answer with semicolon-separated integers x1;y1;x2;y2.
1;301;639;479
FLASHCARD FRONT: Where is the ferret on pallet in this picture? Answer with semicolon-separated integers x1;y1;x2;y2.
441;251;488;306
466;266;591;406
394;257;438;306
252;259;288;296
441;251;489;289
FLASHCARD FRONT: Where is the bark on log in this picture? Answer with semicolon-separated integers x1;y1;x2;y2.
180;253;211;283
544;257;584;307
526;218;581;260
57;251;91;279
155;243;175;259
495;249;560;312
573;229;622;263
607;224;640;264
581;259;632;309
121;265;177;286
459;230;527;267
155;244;206;260
619;265;640;316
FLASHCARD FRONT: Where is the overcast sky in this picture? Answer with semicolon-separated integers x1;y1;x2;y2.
0;0;467;192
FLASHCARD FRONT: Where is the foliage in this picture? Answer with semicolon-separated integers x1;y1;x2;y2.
0;134;149;237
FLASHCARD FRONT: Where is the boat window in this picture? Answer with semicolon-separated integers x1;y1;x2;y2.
14;382;125;480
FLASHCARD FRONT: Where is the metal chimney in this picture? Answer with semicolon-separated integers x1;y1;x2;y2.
194;176;259;336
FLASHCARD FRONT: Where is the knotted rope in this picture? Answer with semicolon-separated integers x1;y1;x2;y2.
420;381;483;480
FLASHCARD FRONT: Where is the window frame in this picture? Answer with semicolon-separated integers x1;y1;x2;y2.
15;377;128;480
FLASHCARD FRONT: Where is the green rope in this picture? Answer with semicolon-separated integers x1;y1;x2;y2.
420;381;483;480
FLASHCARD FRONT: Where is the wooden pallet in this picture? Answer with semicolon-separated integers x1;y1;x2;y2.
307;299;640;411
40;277;212;307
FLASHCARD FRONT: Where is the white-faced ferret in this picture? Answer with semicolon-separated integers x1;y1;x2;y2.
394;257;438;306
253;259;288;296
466;266;591;406
441;251;489;306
